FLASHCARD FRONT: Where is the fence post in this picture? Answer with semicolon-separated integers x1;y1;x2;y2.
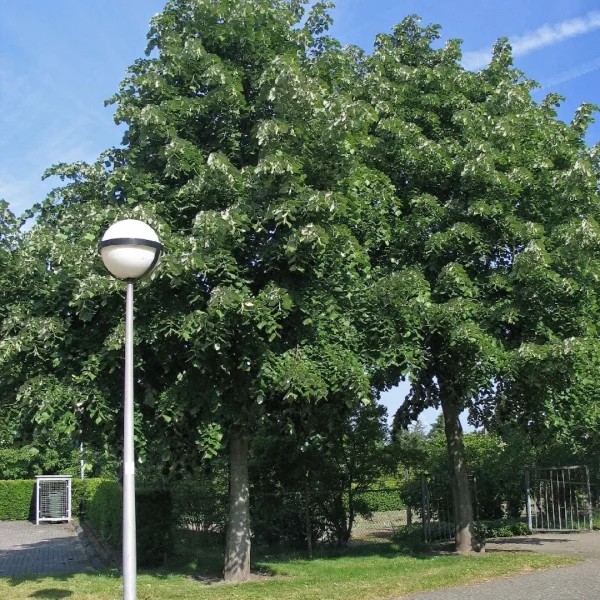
305;477;313;559
421;474;429;542
525;468;533;531
405;467;412;527
585;465;593;531
472;474;479;522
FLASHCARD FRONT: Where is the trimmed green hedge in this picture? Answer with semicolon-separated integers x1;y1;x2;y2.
354;489;404;513
0;480;35;520
0;478;100;521
85;480;123;548
85;480;174;566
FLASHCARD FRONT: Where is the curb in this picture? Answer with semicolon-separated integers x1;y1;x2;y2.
74;518;118;569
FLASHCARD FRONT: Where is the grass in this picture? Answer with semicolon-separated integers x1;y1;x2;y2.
0;540;579;600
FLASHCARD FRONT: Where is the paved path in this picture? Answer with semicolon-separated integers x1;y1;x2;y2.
0;521;91;577
406;561;599;600
485;531;600;560
406;532;600;600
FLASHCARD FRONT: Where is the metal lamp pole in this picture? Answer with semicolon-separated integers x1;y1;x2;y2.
123;279;136;600
99;220;162;600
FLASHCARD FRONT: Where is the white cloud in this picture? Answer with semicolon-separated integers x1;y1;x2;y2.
463;11;600;70
540;55;600;90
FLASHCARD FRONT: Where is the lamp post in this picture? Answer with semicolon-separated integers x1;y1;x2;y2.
99;219;162;600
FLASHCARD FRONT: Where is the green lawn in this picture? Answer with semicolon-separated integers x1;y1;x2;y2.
0;543;578;600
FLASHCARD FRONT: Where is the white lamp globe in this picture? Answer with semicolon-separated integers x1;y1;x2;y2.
99;219;162;280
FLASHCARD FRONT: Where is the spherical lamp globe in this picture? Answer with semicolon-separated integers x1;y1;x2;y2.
99;219;162;280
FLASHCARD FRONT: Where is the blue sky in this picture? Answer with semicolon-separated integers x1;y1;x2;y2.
2;0;600;429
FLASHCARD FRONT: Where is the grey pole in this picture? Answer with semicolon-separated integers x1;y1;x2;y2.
525;468;532;531
80;441;84;480
123;280;137;600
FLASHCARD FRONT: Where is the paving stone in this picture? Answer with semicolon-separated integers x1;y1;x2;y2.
0;521;92;577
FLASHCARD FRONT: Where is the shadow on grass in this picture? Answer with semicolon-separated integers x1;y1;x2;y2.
29;589;74;598
162;527;441;583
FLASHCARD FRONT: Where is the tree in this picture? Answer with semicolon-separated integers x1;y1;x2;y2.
0;0;382;581
355;17;600;552
426;414;445;440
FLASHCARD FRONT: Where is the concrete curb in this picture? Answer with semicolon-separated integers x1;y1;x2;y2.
74;518;118;569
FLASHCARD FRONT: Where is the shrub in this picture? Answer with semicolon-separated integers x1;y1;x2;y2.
476;519;531;539
71;477;96;517
0;480;35;520
390;524;430;553
0;448;41;480
251;492;317;548
136;489;174;566
85;480;122;547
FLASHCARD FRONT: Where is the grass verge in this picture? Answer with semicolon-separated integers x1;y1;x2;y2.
0;542;578;600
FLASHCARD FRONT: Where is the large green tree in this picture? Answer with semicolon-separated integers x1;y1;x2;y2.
358;18;600;552
0;0;396;581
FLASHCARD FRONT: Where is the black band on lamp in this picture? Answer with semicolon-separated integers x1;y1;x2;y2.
98;237;163;251
98;237;163;279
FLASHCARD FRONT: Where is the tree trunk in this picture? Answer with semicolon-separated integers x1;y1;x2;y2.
440;395;475;553
224;432;251;582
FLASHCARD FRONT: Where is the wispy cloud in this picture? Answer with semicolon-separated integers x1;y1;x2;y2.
540;55;600;90
463;11;600;70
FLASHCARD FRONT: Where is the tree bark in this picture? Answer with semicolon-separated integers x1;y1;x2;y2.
440;394;475;554
224;432;251;582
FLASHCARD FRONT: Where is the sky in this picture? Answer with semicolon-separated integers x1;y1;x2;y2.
2;0;600;430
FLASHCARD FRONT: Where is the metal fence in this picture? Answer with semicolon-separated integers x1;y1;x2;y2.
525;466;593;532
170;465;600;555
419;473;481;544
420;465;597;545
171;485;410;551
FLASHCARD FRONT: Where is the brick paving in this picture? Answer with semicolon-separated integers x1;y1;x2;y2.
0;521;92;577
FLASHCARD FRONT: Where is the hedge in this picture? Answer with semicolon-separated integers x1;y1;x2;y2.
85;480;123;548
0;480;35;520
354;489;404;513
85;480;174;567
475;519;531;539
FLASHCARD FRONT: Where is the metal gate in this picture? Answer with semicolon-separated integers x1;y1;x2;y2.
420;473;479;543
525;466;592;532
